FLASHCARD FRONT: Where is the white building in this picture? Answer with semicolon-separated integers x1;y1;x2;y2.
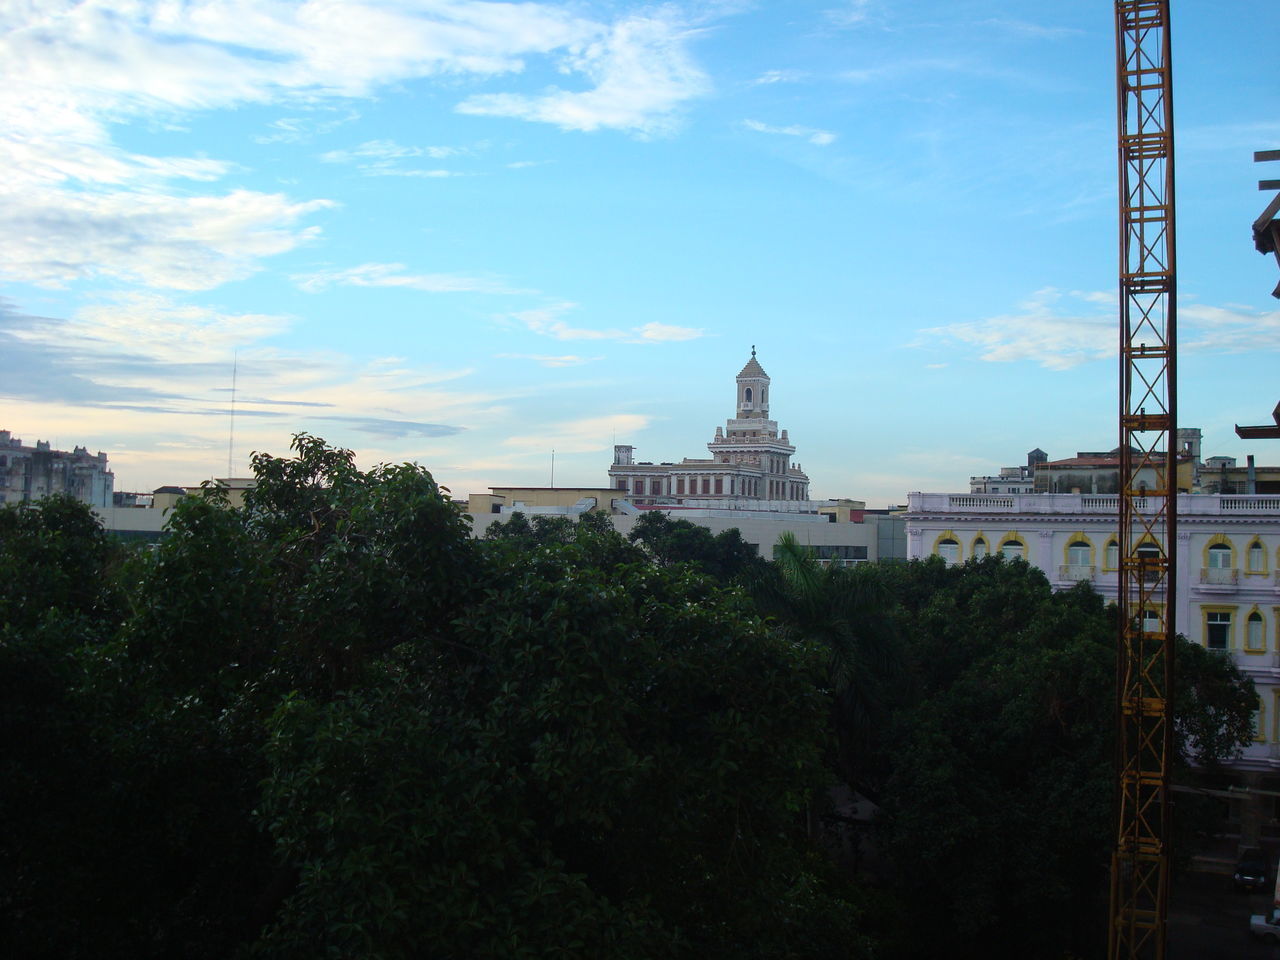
467;493;904;566
0;429;114;508
465;352;906;563
969;449;1044;495
607;349;811;505
906;490;1280;840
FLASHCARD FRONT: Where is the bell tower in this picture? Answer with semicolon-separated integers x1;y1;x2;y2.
736;345;770;419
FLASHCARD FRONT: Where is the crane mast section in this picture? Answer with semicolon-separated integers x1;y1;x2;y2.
1108;3;1177;960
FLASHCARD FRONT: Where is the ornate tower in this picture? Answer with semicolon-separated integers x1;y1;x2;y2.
736;345;769;418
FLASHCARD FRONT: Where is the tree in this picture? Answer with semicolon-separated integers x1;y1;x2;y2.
750;532;901;793
2;437;868;960
627;511;766;582
871;556;1256;959
253;539;866;959
0;496;133;959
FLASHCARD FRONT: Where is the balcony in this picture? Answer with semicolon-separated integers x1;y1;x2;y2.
1200;567;1239;590
1058;563;1096;583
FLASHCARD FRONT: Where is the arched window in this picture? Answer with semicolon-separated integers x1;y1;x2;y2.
1067;541;1090;566
1248;540;1266;573
972;537;988;560
937;538;960;565
1247;611;1266;651
744;387;752;404
1105;540;1119;570
1001;539;1024;561
1208;543;1232;569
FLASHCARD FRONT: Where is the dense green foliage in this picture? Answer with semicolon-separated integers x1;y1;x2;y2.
0;441;1258;960
861;556;1254;959
1;438;862;960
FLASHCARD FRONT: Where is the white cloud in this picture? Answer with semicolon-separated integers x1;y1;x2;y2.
321;140;464;163
1181;303;1280;353
5;293;290;368
824;1;876;29
511;303;704;343
0;1;714;291
633;321;703;342
751;69;806;86
743;119;837;146
320;138;469;176
294;262;525;295
982;19;1083;40
918;289;1280;370
0;293;494;479
504;413;653;453
255;110;360;144
917;287;1114;370
0;189;333;290
456;12;709;136
497;353;600;367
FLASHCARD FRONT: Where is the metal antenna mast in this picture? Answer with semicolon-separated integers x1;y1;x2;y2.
1109;3;1178;958
228;350;238;479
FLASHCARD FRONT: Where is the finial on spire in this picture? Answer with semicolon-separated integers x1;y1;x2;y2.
751;344;756;358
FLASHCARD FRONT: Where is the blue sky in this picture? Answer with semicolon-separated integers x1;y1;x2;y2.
2;0;1278;506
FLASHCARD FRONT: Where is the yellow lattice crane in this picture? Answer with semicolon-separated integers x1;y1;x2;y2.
1108;3;1177;959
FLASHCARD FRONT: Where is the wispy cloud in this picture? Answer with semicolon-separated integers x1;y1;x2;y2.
917;289;1280;370
1181;303;1280;353
320;138;469;176
294;262;526;295
255;110;361;144
915;287;1114;370
824;1;877;29
504;414;653;453
498;353;601;367
0;294;485;477
742;119;837;146
0;1;714;292
751;69;806;86
633;322;703;343
511;304;704;343
321;140;464;163
840;58;974;85
0;189;333;291
982;19;1083;40
456;11;709;136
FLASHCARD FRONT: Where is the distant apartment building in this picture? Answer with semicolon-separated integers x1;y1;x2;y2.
913;431;1280;845
0;429;114;507
969;449;1045;494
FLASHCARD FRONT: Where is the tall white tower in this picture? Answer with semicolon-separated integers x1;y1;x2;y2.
736;345;769;418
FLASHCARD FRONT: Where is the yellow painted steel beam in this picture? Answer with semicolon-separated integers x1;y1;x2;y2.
1109;2;1176;959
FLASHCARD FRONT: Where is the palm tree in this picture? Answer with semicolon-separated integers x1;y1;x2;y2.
752;533;901;793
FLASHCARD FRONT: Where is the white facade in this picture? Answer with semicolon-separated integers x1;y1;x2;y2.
906;492;1280;784
0;429;114;507
469;503;900;566
607;350;811;505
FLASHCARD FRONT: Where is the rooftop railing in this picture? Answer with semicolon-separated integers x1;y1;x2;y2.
908;492;1280;516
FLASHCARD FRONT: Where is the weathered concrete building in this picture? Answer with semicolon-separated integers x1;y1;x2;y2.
0;429;114;507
